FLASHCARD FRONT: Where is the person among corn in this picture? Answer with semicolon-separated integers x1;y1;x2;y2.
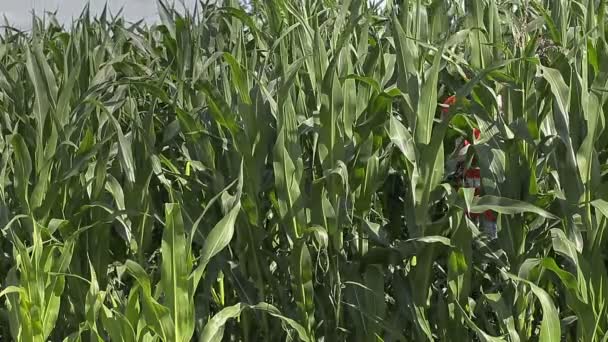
441;95;497;239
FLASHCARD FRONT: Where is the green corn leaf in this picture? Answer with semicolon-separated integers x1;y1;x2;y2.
223;53;251;104
505;273;561;342
291;239;315;334
157;0;176;39
191;199;241;289
415;44;443;145
125;260;174;341
100;306;137;342
200;302;311;342
161;203;195;342
10;134;32;210
470;195;557;219
199;303;245;342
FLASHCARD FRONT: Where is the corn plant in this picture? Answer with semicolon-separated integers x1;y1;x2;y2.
1;0;608;341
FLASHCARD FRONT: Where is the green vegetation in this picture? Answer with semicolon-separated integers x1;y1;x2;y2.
1;0;608;340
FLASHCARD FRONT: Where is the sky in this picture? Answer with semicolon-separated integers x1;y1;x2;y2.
0;0;199;29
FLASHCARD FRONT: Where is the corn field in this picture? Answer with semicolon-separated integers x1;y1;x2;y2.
1;0;608;340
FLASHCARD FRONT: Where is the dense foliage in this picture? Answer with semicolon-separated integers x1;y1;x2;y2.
1;0;608;340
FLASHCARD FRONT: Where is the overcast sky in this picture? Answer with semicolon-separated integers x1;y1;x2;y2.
1;0;198;29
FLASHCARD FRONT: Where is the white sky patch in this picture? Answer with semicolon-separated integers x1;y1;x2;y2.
1;0;200;29
1;0;385;30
